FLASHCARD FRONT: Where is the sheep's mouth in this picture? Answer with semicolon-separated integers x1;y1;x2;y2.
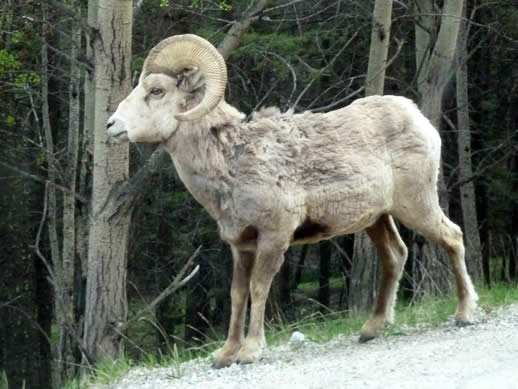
109;130;129;143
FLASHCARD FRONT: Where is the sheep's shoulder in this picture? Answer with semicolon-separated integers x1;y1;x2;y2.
251;106;282;120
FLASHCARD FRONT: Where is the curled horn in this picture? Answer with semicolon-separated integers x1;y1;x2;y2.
141;34;227;121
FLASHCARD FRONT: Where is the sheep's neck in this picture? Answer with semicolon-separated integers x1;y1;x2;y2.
165;124;231;220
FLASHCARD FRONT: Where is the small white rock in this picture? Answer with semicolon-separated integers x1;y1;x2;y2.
289;331;305;344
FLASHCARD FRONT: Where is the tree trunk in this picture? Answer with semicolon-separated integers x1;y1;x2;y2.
292;245;309;290
338;235;354;309
82;0;133;364
412;0;465;296
50;1;83;385
350;0;392;311
456;3;483;284
349;237;379;312
509;153;518;282
318;241;332;311
365;0;393;96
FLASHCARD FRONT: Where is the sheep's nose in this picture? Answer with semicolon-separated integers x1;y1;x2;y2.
106;119;115;129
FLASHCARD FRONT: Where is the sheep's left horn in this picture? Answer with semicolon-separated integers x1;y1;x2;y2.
141;34;227;121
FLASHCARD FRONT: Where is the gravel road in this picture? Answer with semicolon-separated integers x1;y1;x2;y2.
99;304;518;389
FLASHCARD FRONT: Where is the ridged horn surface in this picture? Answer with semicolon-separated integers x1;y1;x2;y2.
142;34;227;121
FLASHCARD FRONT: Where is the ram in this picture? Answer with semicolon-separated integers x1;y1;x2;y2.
107;34;478;368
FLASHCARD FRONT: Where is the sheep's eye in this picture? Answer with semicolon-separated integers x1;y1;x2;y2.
150;87;163;96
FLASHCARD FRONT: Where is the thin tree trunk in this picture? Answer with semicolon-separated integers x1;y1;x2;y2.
54;1;83;383
318;241;332;310
365;0;393;96
82;0;133;365
41;9;61;290
292;245;309;290
350;0;392;311
412;0;465;296
509;154;518;282
42;8;74;387
456;3;483;284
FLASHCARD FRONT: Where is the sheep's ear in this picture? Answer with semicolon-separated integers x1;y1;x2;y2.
177;66;205;92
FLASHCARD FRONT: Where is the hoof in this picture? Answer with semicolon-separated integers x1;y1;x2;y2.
212;358;234;369
236;340;265;365
455;319;474;328
359;316;387;343
236;349;263;364
359;334;376;344
212;344;240;369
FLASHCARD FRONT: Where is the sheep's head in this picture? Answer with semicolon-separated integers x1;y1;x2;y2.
107;34;227;143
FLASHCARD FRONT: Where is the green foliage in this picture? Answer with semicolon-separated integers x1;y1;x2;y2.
218;0;232;12
11;31;23;44
159;0;169;8
189;0;200;9
14;72;40;88
4;115;15;128
0;49;20;72
132;56;145;73
0;370;9;389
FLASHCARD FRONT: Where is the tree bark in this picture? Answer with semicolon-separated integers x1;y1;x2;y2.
456;2;483;284
82;0;133;365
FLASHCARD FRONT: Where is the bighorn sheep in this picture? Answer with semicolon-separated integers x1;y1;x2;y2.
107;34;478;368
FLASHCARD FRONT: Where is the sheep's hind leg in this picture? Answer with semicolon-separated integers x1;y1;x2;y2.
236;236;287;364
359;215;408;343
213;248;254;368
395;202;478;326
417;211;478;325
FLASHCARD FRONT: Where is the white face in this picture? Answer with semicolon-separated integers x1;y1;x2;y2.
107;73;185;143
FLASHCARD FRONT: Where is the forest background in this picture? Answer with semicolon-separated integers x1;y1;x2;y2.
0;0;517;388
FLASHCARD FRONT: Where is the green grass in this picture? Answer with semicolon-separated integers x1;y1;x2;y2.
273;281;518;345
296;276;345;295
68;282;518;389
477;282;518;307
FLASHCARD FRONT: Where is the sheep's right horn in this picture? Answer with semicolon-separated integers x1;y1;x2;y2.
141;34;227;121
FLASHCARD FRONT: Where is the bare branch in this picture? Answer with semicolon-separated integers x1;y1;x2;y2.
292;31;359;110
311;86;365;113
217;0;271;60
0;160;88;203
45;0;95;37
0;296;22;311
118;246;202;332
310;36;405;113
262;51;297;111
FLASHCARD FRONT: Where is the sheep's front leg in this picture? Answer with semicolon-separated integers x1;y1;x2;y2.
360;215;408;342
236;241;286;364
213;248;254;368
